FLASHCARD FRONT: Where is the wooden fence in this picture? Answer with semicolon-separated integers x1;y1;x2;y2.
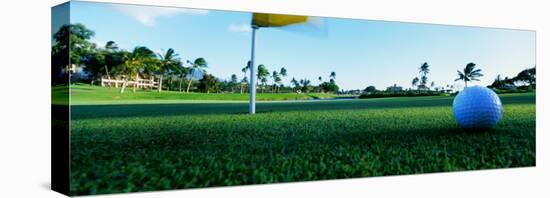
101;78;158;89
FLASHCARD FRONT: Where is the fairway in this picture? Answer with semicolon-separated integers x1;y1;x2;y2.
69;92;535;195
69;85;339;105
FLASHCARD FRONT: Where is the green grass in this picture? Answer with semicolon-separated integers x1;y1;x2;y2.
68;84;337;105
69;92;535;195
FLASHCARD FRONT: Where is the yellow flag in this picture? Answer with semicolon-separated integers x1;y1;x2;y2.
252;13;308;27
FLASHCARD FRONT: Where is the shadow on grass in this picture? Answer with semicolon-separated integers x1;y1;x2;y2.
71;94;534;120
71;98;450;120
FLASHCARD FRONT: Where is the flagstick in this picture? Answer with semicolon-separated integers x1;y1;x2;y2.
249;25;259;114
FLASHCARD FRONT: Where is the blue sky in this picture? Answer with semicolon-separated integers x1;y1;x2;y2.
68;1;535;90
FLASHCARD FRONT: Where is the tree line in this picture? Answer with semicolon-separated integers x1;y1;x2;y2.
51;23;340;94
357;62;535;96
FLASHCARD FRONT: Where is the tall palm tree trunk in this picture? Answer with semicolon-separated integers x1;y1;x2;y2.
120;77;127;94
168;77;172;91
186;78;193;93
158;75;163;93
104;65;112;88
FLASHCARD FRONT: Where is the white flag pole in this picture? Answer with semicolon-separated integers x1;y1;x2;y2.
249;25;259;114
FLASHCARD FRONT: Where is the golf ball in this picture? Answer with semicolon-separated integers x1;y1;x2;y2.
452;86;502;129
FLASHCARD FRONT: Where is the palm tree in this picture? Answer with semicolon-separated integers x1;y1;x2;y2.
418;62;430;88
103;41;118;84
280;67;287;86
513;67;536;88
419;62;430;76
455;62;483;87
105;41;119;51
272;71;282;93
271;71;279;93
420;76;428;90
260;78;268;93
300;79;311;93
240;61;250;94
186;58;208;93
257;64;270;93
119;46;156;93
175;65;190;92
330;71;336;83
291;77;300;92
280;67;287;78
230;74;239;93
157;48;181;92
240;76;248;94
412;77;419;90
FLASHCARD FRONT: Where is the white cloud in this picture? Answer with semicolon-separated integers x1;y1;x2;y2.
228;24;251;33
112;4;208;26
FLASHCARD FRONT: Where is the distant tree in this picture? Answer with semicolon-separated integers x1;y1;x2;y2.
419;62;430;76
175;64;190;92
82;49;105;85
53;23;96;68
418;62;430;88
455;62;483;87
489;74;511;89
51;23;96;84
240;61;250;94
300;79;312;93
291;77;300;92
420;76;428;90
103;41;124;81
280;67;288;85
271;70;279;93
513;67;536;88
119;46;156;93
412;77;419;89
230;74;239;93
83;41;123;86
105;41;118;51
260;78;268;93
198;73;220;93
257;64;270;93
157;48;181;92
364;85;377;93
430;81;435;90
272;71;282;93
240;76;248;94
280;67;287;77
320;82;339;93
186;58;208;93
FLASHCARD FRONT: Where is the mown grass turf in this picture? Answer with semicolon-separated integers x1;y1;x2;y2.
69;93;535;195
68;84;337;104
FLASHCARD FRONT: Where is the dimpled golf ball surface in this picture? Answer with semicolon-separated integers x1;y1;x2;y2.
452;86;502;128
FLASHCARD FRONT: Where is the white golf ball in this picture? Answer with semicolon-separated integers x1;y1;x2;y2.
452;86;502;128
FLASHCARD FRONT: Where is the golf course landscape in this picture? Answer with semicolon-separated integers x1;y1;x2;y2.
69;85;535;195
51;2;536;196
